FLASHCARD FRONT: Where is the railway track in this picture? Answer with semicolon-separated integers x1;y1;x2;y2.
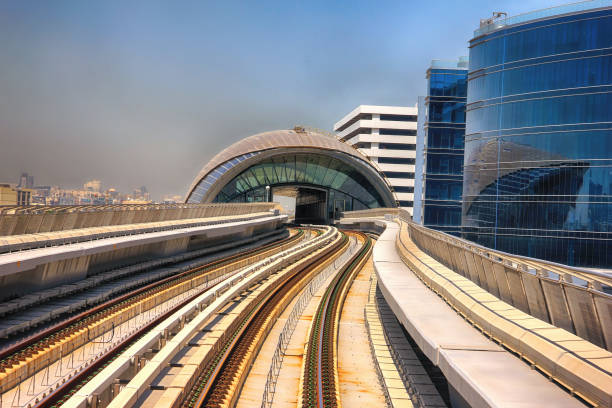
301;232;372;408
0;228;307;408
178;232;350;408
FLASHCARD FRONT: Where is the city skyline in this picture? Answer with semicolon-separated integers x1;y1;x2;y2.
0;0;562;201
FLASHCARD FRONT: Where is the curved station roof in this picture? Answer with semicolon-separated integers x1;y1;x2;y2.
185;129;396;209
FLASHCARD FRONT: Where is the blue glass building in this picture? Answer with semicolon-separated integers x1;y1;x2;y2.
416;58;468;235
463;2;612;267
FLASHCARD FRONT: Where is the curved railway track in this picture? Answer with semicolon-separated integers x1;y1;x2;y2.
301;232;372;408
1;228;307;408
181;232;350;408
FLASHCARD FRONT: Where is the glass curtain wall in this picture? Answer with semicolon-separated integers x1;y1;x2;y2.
463;6;612;267
422;61;468;235
211;154;387;220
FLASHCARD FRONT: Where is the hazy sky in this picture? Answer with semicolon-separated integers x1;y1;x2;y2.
0;0;561;200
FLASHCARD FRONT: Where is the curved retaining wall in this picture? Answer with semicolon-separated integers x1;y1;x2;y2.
385;219;611;407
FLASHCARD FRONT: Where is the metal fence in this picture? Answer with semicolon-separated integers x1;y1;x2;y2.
260;236;359;408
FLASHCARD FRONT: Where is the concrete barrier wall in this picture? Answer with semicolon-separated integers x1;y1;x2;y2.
393;221;612;407
0;203;276;236
399;211;612;351
0;214;286;301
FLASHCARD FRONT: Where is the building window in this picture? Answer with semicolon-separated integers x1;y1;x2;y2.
398;200;414;207
383;171;415;178
379;157;415;165
336;113;373;132
379;143;416;150
380;114;417;122
379;128;417;136
342;127;372;140
393;186;414;193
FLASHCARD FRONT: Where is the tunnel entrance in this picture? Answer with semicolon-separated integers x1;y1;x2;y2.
295;187;327;224
272;186;327;224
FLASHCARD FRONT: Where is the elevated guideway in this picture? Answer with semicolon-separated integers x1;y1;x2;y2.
0;204;285;299
0;227;307;408
338;209;612;408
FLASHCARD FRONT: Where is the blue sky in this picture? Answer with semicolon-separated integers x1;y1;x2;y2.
0;0;563;199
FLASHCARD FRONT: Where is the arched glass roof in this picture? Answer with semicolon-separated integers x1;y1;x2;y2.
214;153;387;208
186;129;396;208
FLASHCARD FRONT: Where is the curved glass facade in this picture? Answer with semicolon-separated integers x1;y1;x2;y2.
211;153;387;218
463;6;612;267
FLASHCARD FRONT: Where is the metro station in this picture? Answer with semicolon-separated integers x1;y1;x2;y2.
185;128;397;224
0;2;611;408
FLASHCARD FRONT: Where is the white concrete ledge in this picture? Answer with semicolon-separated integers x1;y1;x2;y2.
372;220;585;408
0;214;286;278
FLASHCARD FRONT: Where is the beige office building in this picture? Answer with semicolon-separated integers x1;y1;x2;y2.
334;105;418;213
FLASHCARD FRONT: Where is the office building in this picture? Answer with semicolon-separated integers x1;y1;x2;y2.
463;2;612;267
334;105;418;213
414;58;468;235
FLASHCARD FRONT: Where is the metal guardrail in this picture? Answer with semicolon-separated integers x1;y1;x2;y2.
260;236;358;408
396;209;612;351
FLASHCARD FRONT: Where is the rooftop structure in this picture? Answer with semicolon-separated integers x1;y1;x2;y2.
474;0;612;36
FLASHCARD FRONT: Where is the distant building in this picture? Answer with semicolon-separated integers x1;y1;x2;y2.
334;105;418;213
414;58;468;235
0;184;32;205
133;186;150;202
163;194;184;204
463;2;612;267
17;173;34;189
84;180;101;192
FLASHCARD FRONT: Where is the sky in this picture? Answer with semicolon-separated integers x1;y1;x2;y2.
0;0;563;200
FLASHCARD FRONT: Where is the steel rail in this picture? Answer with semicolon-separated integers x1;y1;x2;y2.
1;229;305;408
0;229;302;366
302;232;372;408
260;235;359;408
184;232;348;408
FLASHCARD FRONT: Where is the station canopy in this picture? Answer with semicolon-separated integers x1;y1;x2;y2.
185;129;396;217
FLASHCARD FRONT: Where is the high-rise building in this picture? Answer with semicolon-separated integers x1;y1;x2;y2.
463;2;612;267
17;173;34;189
334;105;418;213
414;58;468;235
